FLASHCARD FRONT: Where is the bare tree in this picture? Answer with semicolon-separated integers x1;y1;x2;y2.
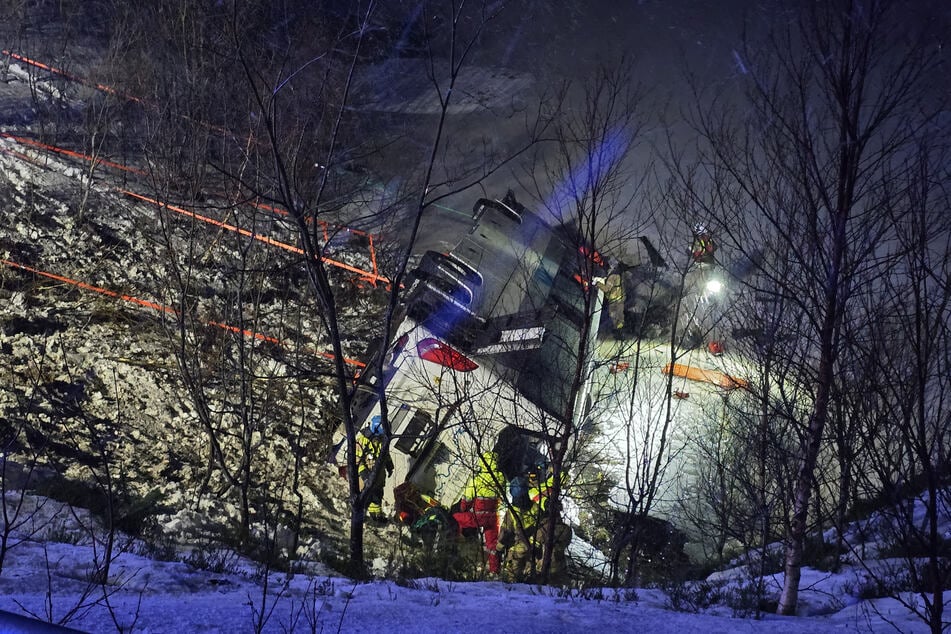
676;0;946;614
852;139;951;633
0;372;55;576
511;56;665;583
194;0;547;574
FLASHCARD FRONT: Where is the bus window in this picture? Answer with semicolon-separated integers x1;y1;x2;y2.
394;410;437;458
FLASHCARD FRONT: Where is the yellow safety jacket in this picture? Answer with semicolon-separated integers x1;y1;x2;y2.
529;469;569;512
692;235;715;262
355;432;391;477
462;452;505;500
600;273;624;303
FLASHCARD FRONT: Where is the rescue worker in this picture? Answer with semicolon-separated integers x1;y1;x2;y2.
528;465;572;581
691;223;716;265
533;500;572;581
595;262;626;336
496;498;537;582
453;451;505;575
355;416;393;522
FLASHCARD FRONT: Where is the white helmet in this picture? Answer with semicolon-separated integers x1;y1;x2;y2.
693;222;707;235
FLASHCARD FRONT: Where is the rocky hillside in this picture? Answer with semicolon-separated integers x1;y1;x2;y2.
0;46;399;569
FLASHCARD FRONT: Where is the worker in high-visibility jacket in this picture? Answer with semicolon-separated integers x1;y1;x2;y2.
453;451;506;575
496;498;537;582
528;466;572;581
595;267;626;335
355;416;393;522
528;463;569;508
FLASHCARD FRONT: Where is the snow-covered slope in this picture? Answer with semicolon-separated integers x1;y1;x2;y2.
0;489;943;633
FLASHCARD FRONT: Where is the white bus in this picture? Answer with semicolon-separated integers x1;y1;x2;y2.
344;193;604;518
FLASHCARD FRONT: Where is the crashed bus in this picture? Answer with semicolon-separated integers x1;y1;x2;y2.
340;193;604;521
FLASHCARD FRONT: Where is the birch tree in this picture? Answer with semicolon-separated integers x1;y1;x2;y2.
515;57;661;582
679;0;946;614
203;0;547;574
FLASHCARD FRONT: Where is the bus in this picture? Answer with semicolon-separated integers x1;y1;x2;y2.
343;192;604;518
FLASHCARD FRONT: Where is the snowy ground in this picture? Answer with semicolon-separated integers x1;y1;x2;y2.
1;13;948;634
0;492;945;633
0;504;940;633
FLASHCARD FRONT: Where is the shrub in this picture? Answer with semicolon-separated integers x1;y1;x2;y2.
847;571;912;600
724;580;776;618
182;544;240;574
800;534;848;572
663;579;724;613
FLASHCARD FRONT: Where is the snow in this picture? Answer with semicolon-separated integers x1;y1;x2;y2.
0;491;943;633
0;126;942;634
0;12;948;634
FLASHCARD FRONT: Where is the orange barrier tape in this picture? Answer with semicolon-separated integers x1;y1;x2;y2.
2;50;382;278
0;76;389;288
1;131;390;287
2;50;141;102
1;258;173;314
0;145;43;165
0;133;146;174
252;200;383;285
120;188;305;253
0;258;366;368
3;50;236;139
120;189;390;286
662;362;749;390
253;201;372;238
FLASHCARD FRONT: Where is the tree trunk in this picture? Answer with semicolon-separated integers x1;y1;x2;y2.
349;501;365;577
778;312;838;614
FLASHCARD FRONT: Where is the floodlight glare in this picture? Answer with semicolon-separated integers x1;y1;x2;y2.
705;279;723;294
